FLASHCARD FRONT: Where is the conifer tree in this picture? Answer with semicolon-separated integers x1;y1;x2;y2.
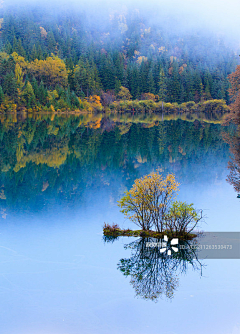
169;63;181;103
37;45;44;60
31;44;38;61
3;72;18;101
31;77;39;98
47;31;57;54
23;81;36;108
147;69;155;94
193;72;203;102
115;79;121;94
38;81;47;105
0;86;4;103
66;57;75;91
17;39;26;58
158;69;167;105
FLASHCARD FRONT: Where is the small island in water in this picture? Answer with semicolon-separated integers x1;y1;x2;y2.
103;172;203;240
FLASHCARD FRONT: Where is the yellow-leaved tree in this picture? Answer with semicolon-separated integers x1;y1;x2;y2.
118;172;179;232
28;55;68;88
118;171;202;234
117;86;132;101
15;63;24;89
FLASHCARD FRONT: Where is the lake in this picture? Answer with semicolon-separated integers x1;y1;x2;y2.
0;113;239;334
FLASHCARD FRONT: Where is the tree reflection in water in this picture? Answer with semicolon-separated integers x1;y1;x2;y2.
222;116;240;195
105;236;203;301
226;133;240;195
0;115;231;213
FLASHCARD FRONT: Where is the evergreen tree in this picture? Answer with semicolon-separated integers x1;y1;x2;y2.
71;91;80;108
37;45;44;60
22;81;36;108
193;72;203;102
3;72;18;101
38;81;48;105
66;57;75;91
158;69;167;103
17;39;26;57
31;77;39;98
168;63;181;103
0;86;4;103
46;31;57;54
128;66;139;99
115;79;121;94
185;71;194;101
31;44;38;61
147;69;155;94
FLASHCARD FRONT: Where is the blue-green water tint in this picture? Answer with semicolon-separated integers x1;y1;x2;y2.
0;115;239;334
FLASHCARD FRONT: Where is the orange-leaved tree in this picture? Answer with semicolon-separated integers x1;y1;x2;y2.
227;64;240;124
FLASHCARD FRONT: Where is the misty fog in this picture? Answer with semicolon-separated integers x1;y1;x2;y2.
2;0;240;44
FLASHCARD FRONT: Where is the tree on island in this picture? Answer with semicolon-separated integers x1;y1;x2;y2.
118;171;202;235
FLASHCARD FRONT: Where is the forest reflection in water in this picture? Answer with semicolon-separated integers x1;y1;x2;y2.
0;112;235;216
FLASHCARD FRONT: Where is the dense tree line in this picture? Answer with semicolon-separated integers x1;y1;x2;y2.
0;2;238;111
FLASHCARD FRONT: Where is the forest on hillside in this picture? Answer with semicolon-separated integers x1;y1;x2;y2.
0;1;239;112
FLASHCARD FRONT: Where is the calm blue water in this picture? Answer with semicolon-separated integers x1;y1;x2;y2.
0;115;239;334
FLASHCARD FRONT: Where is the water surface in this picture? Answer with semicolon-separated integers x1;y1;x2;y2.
0;114;239;334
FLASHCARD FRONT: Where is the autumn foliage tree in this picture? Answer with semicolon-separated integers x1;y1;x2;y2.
118;172;180;232
141;93;156;101
227;65;240;124
28;55;68;88
118;171;202;234
117;86;132;101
